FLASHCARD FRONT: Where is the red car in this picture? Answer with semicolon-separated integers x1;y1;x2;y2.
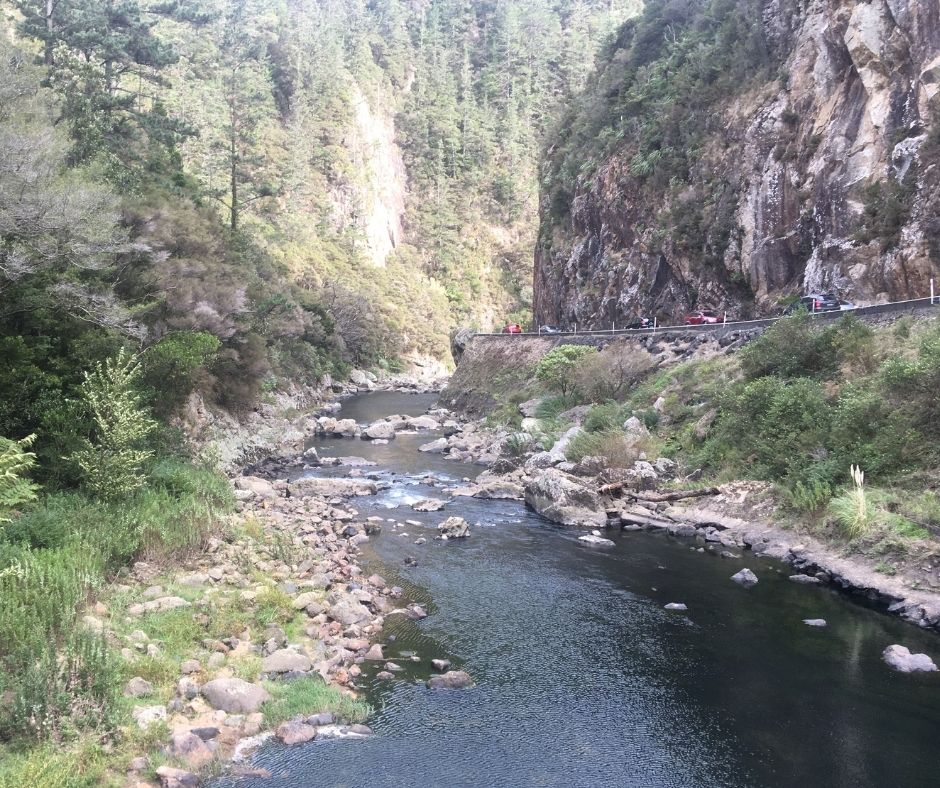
684;310;723;325
502;323;523;334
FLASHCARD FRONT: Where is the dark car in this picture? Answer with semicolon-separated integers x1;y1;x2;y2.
625;317;653;330
684;310;722;326
501;323;523;334
539;325;563;334
783;294;841;315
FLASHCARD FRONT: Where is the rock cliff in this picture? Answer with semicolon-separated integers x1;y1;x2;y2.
535;0;940;327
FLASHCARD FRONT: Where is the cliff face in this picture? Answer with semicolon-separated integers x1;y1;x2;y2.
535;0;940;327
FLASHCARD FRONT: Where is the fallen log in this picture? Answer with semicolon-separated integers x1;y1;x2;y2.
598;482;720;502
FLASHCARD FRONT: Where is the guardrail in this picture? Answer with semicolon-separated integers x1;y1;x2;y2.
475;295;940;338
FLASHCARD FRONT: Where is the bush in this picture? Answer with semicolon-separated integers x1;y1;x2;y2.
141;331;220;417
567;428;642;468
583;402;624;433
828;466;870;540
535;346;597;395
573;342;654;401
70;350;157;501
739;313;839;380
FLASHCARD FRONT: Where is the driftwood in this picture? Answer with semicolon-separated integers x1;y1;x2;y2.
598;482;720;501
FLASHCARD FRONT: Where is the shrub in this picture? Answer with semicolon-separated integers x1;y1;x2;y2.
583;402;624;433
567;428;642;468
739;313;838;380
0;435;39;522
70;350;157;501
535;345;598;395
573;342;654;401
141;331;221;417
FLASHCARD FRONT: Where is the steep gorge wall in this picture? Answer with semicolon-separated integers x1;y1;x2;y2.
535;0;940;328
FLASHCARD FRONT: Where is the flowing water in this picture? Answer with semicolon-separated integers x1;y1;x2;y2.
224;392;940;788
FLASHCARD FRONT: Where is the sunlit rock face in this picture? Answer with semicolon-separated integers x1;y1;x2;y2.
535;0;940;328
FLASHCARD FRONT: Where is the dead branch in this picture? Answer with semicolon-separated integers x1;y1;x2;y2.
598;482;720;502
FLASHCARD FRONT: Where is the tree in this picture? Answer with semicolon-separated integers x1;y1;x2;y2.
536;345;598;395
14;0;191;175
70;349;157;500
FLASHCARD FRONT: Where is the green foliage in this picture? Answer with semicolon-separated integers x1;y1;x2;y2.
567;429;641;468
583;402;625;433
535;346;598;395
0;435;39;522
261;677;369;728
855;176;915;250
70;350;157;500
740;313;838;380
142;332;221;417
828;465;870;540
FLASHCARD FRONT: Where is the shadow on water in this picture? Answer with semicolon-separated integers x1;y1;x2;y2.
219;393;940;788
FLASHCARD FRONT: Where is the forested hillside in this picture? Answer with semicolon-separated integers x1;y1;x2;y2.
1;0;641;459
535;0;940;328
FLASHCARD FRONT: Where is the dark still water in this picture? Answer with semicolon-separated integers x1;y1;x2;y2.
228;393;940;788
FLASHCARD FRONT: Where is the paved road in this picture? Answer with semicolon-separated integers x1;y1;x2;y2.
478;297;940;338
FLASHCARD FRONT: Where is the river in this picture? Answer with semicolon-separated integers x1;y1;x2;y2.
223;392;940;788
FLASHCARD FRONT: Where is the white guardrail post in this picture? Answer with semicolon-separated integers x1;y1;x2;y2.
932;279;936;305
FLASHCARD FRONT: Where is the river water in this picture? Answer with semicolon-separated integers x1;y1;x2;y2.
226;392;940;788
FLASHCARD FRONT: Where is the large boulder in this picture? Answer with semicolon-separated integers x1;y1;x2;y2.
363;421;397;440
262;649;312;674
332;418;360;437
277;720;318;745
201;678;271;713
882;645;938;673
419;438;449;453
408;415;441;431
292;477;378;498
329;595;372;626
731;568;759;587
438;517;471;539
168;731;214;769
523;469;606;528
234;476;278;500
412;498;446;512
548;426;581;463
472;480;525;501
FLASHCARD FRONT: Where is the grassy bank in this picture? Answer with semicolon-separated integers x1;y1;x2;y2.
488;313;940;561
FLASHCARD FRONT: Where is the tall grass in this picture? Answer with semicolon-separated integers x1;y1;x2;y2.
829;465;870;539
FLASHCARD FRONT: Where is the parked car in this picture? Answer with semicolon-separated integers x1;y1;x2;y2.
625;317;653;330
684;310;722;325
539;324;563;334
502;323;523;334
783;293;841;315
839;299;857;311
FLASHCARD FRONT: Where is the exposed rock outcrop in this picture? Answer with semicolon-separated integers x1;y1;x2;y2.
536;0;940;327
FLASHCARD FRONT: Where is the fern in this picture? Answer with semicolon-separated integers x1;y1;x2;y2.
0;435;39;522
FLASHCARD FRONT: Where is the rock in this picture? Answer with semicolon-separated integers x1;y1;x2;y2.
276;720;318;745
168;732;214;769
191;727;220;741
306;711;334;726
180;659;201;675
803;619;828;627
427;670;473;689
578;534;615;547
882;645;938;673
438;516;471;539
127;596;191;617
731;568;759;587
472;480;525;500
364;644;384;660
664;603;687;611
201;678;271;713
789;574;821;585
178;677;199;700
234;475;278;500
431;659;451;672
132;705;167;729
408;416;441;431
518;397;544;418
292;477;378;498
329;596;372;626
363;421;397;440
523;469;606;528
412;498;446;512
547;426;581;462
262;649;312;674
418;437;449;453
293;591;323;610
155;765;200;788
623;416;650;439
451;327;476;362
316;724;372;740
124;677;154;697
376;670;394;680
